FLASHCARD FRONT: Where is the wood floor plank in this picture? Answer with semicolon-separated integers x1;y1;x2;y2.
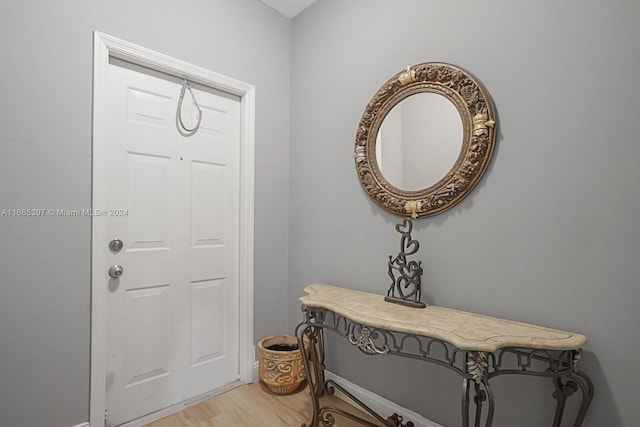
145;382;384;427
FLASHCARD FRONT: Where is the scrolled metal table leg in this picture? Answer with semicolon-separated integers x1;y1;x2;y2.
571;370;594;427
462;351;494;427
552;375;578;426
551;370;593;427
473;381;485;427
298;323;325;427
462;378;471;427
473;380;494;427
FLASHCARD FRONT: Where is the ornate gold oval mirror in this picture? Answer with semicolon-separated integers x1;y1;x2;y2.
355;62;496;218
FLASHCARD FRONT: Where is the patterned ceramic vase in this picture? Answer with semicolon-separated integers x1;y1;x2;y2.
258;335;307;394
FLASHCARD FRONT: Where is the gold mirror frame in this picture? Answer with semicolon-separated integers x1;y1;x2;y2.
355;62;496;218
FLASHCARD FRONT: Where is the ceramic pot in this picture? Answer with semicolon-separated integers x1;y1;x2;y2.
258;335;307;394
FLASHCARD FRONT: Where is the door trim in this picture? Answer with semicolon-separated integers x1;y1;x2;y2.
90;31;255;427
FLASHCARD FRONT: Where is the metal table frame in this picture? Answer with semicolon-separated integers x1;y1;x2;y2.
296;306;593;427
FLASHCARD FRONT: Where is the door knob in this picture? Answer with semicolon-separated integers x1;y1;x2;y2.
108;265;124;279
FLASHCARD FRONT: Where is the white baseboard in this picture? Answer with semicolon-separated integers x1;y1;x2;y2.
324;371;443;427
254;357;440;427
71;423;90;427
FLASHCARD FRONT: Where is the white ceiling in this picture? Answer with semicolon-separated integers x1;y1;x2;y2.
258;0;317;18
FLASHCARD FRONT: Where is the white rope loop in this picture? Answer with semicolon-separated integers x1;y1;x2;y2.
177;76;202;135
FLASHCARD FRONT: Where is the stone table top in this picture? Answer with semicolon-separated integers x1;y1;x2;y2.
300;283;586;352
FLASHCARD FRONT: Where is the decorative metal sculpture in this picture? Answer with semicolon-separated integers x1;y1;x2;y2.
385;218;426;308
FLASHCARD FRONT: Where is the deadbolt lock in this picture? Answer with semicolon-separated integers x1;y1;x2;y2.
109;239;124;253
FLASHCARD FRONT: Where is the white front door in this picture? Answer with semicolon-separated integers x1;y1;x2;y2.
103;58;241;426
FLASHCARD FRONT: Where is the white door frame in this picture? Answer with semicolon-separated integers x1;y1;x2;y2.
90;31;255;427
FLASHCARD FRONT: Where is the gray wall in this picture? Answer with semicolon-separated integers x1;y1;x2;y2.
0;1;291;426
289;0;640;426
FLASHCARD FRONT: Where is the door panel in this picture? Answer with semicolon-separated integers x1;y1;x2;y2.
124;285;171;386
104;58;240;426
191;161;226;246
127;87;172;126
127;153;171;249
190;279;226;366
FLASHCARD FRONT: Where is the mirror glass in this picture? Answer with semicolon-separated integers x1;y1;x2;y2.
375;93;463;191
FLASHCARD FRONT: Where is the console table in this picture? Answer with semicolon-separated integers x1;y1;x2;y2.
295;284;593;427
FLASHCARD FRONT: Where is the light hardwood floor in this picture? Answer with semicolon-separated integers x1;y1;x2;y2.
145;382;382;427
